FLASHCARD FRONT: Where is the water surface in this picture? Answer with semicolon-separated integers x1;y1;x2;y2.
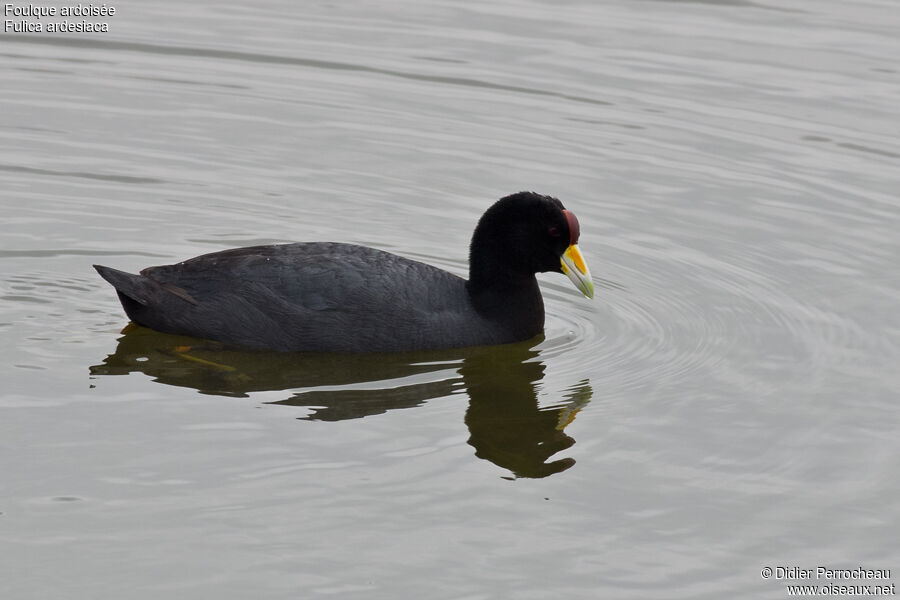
2;0;899;598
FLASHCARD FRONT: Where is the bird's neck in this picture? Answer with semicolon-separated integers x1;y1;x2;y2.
466;275;544;324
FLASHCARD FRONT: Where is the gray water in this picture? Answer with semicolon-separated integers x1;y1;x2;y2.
2;1;899;598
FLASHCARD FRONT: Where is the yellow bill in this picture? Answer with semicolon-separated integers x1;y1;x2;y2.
560;244;594;299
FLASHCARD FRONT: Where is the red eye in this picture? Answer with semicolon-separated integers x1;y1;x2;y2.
548;226;561;237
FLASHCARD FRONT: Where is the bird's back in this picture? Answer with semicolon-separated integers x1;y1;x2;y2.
96;242;528;352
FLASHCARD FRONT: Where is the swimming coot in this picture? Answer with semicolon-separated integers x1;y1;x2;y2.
94;192;593;352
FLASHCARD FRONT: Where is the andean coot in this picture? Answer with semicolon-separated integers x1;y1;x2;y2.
94;192;593;352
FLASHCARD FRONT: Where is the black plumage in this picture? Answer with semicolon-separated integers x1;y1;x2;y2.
94;192;592;352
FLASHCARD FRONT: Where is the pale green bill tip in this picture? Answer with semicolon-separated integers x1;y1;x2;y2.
561;244;594;299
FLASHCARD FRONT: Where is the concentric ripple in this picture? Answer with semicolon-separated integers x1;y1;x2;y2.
539;207;898;400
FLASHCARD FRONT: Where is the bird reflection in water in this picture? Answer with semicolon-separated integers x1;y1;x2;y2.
91;324;592;478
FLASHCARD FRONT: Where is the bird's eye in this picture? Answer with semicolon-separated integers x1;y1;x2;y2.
548;226;561;238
